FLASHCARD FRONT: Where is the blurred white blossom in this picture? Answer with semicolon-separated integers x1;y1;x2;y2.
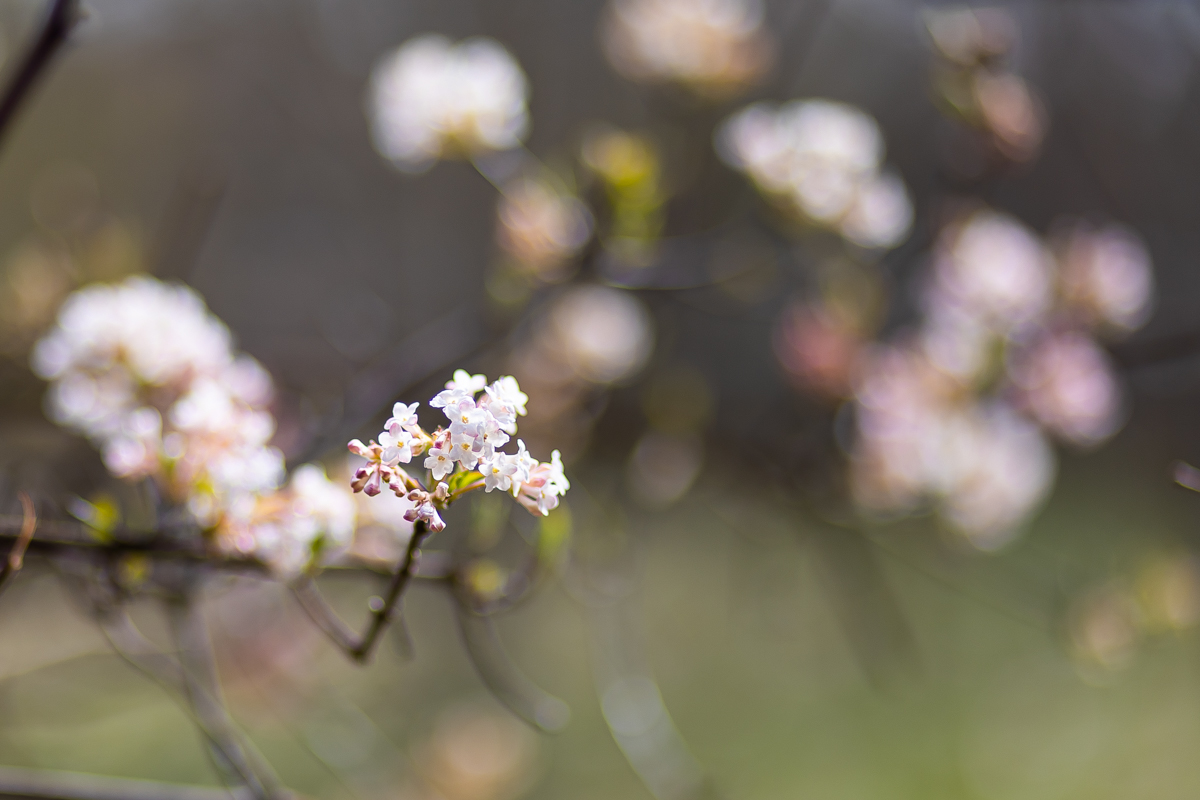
33;276;358;577
497;177;592;280
1057;222;1154;331
222;464;358;578
852;345;1055;547
928;210;1054;335
1010;331;1122;447
602;0;773;97
546;286;653;384
717;100;912;248
850;206;1154;548
369;34;529;172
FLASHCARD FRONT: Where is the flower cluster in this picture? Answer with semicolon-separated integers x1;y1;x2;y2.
601;0;773;98
369;34;530;172
717;100;913;249
850;210;1154;548
33;276;356;576
925;6;1044;163
349;371;570;530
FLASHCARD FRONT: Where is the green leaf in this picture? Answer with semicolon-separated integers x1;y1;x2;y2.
448;469;484;496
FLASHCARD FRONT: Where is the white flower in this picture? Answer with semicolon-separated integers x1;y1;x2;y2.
514;448;570;516
424;439;457;480
450;431;481;470
1010;331;1123;447
511;439;538;488
378;426;418;463
483;376;527;431
717;100;910;247
369;35;529;172
480;452;520;492
447;369;487;394
386;401;420;432
447;403;487;436
286;464;358;559
839;170;913;249
474;414;510;458
1058;223;1155;332
601;0;773;96
930;210;1054;334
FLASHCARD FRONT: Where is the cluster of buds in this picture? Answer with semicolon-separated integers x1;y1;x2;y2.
601;0;774;98
33;276;356;576
848;209;1154;548
349;371;570;531
369;34;530;172
925;6;1044;164
717;100;913;249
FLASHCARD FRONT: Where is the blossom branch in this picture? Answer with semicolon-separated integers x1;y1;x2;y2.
292;519;432;664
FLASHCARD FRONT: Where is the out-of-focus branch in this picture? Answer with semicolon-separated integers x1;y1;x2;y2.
0;0;79;144
0;494;38;595
0;766;252;800
1111;329;1200;372
97;605;283;799
167;591;284;800
292;520;431;663
454;604;569;732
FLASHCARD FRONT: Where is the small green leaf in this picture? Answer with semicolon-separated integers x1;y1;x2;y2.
448;469;483;495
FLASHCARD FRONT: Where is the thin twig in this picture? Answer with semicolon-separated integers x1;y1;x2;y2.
292;520;431;664
0;0;79;144
0;493;38;595
0;765;251;800
454;604;569;732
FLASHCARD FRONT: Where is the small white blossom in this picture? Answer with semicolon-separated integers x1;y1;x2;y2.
424;439;457;481
447;369;488;394
450;431;482;470
480;452;520;492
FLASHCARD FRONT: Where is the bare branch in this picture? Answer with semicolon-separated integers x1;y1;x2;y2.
97;605;285;800
0;765;252;800
0;0;79;144
454;604;569;732
0;494;38;596
167;591;285;800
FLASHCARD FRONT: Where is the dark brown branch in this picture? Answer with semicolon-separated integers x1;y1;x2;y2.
292;520;432;664
0;0;79;144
